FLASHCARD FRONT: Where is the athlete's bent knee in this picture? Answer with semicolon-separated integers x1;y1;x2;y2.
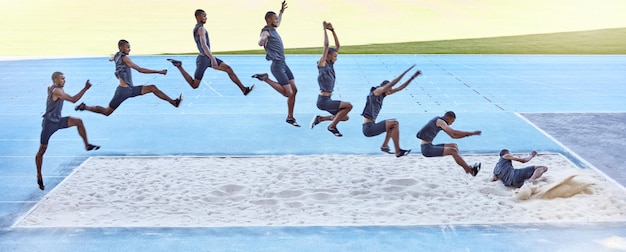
68;117;84;127
143;85;158;93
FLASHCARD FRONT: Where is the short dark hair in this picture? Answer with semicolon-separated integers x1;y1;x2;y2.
371;80;389;92
195;9;205;17
51;71;63;82
328;48;338;54
265;11;276;20
444;111;456;119
499;149;510;157
118;39;129;48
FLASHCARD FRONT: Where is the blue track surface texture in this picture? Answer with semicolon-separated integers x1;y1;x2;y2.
1;55;625;251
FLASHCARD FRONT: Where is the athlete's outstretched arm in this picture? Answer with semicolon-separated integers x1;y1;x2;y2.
276;0;287;27
388;70;421;95
53;80;91;103
372;65;415;96
502;151;537;163
318;22;330;67
327;22;339;52
123;56;166;75
438;120;481;139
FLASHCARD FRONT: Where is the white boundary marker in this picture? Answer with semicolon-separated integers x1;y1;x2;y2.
515;112;625;191
10;156;94;228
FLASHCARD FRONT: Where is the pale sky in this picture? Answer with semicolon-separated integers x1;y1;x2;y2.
1;0;625;56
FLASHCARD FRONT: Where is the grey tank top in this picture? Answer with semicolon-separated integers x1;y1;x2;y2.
193;23;210;55
416;116;445;142
43;86;63;122
493;157;514;186
114;51;133;86
361;89;386;121
317;62;335;92
261;26;285;61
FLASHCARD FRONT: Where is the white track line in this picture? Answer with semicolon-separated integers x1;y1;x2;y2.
515;112;625;191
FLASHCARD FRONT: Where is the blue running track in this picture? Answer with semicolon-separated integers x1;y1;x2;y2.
0;55;625;251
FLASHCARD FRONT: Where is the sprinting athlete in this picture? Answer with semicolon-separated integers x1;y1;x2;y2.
75;39;182;116
252;1;300;127
167;9;254;95
310;21;352;137
36;72;100;190
362;65;421;157
416;111;482;176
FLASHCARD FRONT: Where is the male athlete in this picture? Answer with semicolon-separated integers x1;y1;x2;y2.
167;9;254;95
75;39;182;116
362;65;420;157
36;72;100;190
492;149;548;188
252;1;300;127
310;21;352;137
416;111;482;176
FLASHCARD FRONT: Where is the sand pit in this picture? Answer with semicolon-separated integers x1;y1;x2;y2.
17;154;626;227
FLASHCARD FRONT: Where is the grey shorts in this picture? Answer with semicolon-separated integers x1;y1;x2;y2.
362;120;387;137
40;117;69;145
109;85;144;109
317;95;341;115
270;60;294;85
195;55;224;80
421;143;445;157
511;166;536;188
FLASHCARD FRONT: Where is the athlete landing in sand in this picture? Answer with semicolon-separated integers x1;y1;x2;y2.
492;149;548;188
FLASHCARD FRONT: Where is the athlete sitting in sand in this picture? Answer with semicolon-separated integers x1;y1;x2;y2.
492;149;548;188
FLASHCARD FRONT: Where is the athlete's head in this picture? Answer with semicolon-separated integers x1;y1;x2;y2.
118;39;130;54
326;48;338;63
51;71;65;87
443;111;456;125
371;80;390;92
499;149;510;157
265;11;279;27
195;9;206;24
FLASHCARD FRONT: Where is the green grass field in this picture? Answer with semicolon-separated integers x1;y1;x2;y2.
2;1;624;56
213;27;626;54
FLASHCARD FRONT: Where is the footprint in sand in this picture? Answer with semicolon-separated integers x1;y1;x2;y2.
276;190;305;198
285;202;304;208
350;190;369;196
386;178;418;186
309;192;335;200
423;183;440;189
478;186;510;196
221;184;247;193
383;186;406;192
211;184;248;196
351;178;367;184
250;199;278;205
